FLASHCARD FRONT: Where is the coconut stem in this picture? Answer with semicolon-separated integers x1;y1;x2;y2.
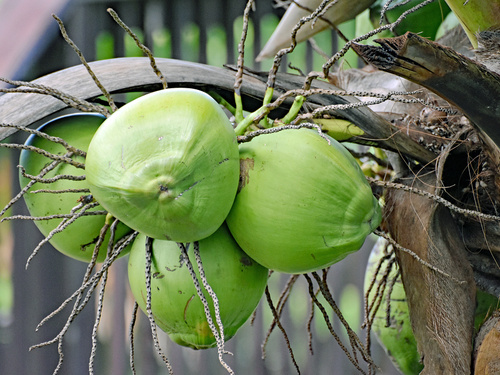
281;95;305;124
233;104;271;136
208;91;236;116
234;93;245;124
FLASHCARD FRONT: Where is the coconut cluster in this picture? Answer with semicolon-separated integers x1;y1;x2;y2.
20;88;382;349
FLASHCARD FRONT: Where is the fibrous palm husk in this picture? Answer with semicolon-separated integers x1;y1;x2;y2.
383;171;476;374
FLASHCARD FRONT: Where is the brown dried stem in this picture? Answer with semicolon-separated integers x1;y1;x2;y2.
89;220;118;374
177;242;234;374
264;285;301;374
18;167;86;183
369;178;500;223
107;8;167;90
145;237;174;374
192;242;235;372
1;143;84;168
303;273;367;375
267;0;332;89
1;123;88;156
25;202;100;269
129;302;139;375
0;79;109;116
29;188;91;194
2;211;106;222
234;0;255;95
262;275;299;357
237;123;328;144
34;231;137;333
374;230;466;284
52;14;118;112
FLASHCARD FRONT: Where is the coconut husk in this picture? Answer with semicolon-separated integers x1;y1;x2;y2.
383;171;476;374
473;311;500;375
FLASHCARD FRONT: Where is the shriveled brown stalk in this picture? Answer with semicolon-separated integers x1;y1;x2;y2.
0;156;66;218
30;220;113;374
129;302;139;375
177;242;234;374
1;123;88;156
25;201;100;269
306;285;320;355
266;0;334;89
303;273;367;375
234;0;255;95
0;80;109;116
369;178;500;223
237;123;328;144
145;237;174;374
264;286;301;374
2;211;106;222
18;167;86;183
29;188;90;194
34;231;137;333
52;14;117;112
89;219;119;375
192;242;234;370
0;143;84;168
262;274;299;357
107;8;167;90
374;230;466;284
313;270;374;368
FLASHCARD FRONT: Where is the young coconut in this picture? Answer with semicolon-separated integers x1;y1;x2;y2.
127;223;268;349
19;113;132;263
85;88;240;243
226;128;381;274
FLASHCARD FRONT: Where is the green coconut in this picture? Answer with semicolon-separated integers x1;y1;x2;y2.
19;113;132;263
127;223;268;349
225;128;381;274
85;88;240;242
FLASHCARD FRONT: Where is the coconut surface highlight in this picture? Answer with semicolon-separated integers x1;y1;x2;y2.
85;88;240;242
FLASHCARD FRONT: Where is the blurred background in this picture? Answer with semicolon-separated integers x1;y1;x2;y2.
0;0;399;374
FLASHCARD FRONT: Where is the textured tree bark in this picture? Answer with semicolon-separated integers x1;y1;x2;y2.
383;172;476;375
352;32;500;164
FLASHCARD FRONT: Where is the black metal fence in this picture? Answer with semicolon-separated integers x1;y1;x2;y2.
1;0;401;374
